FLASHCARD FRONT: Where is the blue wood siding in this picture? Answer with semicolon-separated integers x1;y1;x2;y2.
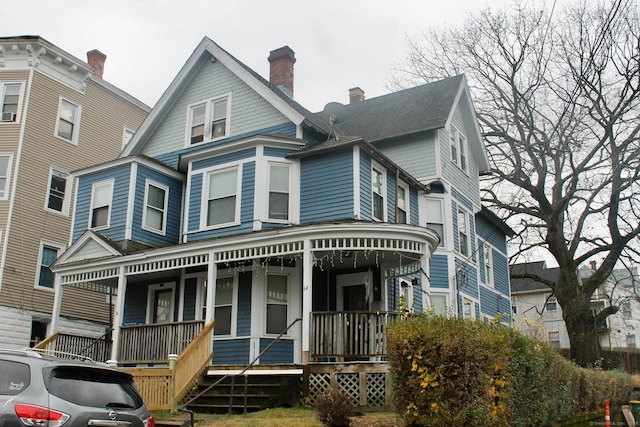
73;165;132;243
211;339;250;365
192;148;256;171
186;161;255;241
430;254;449;289
493;251;510;296
263;146;292;158
479;286;511;319
386;171;397;223
410;187;419;225
129;165;183;246
475;213;508;254
259;339;294;364
455;257;478;299
359;152;372;220
236;272;252;337
182;278;197;321
122;284;147;325
299;149;354;223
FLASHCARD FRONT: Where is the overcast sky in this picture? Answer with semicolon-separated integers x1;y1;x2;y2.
5;0;557;112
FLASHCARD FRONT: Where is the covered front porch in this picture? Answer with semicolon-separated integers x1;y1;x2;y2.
48;222;438;367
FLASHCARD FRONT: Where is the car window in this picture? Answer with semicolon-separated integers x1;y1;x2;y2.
0;360;30;395
45;366;144;409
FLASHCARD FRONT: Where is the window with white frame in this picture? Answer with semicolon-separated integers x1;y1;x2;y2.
1;82;23;122
457;207;469;256
483;243;493;287
450;126;468;173
462;298;474;319
429;294;448;317
426;198;444;247
397;182;409;224
90;180;113;229
545;295;558;311
214;277;234;336
205;167;239;227
55;98;81;144
46;169;70;214
548;331;561;348
188;95;229;145
143;180;168;234
266;274;288;335
372;163;385;221
36;242;64;290
0;154;12;200
268;163;290;221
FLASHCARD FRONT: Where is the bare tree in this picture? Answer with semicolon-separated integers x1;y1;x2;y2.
390;0;640;366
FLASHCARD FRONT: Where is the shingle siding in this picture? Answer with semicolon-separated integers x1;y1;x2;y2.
140;58;291;162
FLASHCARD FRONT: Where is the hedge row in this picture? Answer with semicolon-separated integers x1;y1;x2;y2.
386;315;633;427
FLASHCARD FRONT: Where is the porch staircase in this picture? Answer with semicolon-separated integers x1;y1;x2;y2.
183;366;303;414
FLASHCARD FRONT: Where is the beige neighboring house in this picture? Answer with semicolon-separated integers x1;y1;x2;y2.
0;35;149;348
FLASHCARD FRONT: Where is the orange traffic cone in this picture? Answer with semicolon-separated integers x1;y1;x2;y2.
605;399;610;427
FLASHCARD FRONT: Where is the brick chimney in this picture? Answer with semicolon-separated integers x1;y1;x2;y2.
268;46;296;98
87;49;106;78
349;87;365;104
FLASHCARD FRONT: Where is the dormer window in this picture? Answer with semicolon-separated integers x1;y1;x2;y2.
188;95;230;145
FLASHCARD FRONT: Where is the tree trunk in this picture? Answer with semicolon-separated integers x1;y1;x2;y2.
563;303;601;367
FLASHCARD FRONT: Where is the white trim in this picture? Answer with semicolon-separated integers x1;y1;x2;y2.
371;160;387;222
146;282;176;324
34;240;66;291
122;127;135;149
0;153;14;200
264;272;290;336
0;81;25;124
142;179;169;236
265;160;295;223
396;180;410;224
201;164;242;230
125;164;137;241
54;96;81;145
44;167;71;216
89;179;114;231
212;274;237;337
353;146;361;219
185;93;231;147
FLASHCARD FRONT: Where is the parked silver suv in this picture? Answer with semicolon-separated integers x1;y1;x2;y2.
0;348;154;427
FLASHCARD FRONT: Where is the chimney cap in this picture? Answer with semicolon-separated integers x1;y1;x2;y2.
268;46;296;63
349;87;365;104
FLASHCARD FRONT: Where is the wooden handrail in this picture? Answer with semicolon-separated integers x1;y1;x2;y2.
32;333;58;350
173;320;215;404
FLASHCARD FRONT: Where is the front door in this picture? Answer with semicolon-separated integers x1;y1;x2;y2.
337;272;373;360
152;288;173;323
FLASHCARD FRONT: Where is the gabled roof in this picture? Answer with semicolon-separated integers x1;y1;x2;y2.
510;261;557;293
311;75;490;173
287;136;430;193
52;231;123;269
121;36;331;158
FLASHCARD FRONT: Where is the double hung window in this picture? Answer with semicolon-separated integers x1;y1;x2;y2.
206;167;238;227
450;126;468;173
56;98;81;144
426;199;444;247
1;83;21;122
397;183;408;224
189;96;229;144
36;242;64;289
266;274;288;335
143;181;168;234
0;154;12;199
214;277;234;336
90;180;113;229
268;164;290;221
483;243;493;287
457;207;469;256
46;169;70;214
372;163;385;221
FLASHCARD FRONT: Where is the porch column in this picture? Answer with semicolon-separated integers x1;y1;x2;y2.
302;238;313;363
421;251;430;311
205;251;217;325
110;269;127;362
49;274;64;335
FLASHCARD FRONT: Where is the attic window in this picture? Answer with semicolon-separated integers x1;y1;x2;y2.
450;126;468;174
188;95;230;145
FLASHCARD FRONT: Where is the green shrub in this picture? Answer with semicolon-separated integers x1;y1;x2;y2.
386;314;633;427
315;386;354;427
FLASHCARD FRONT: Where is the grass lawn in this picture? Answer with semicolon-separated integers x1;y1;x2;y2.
182;407;401;427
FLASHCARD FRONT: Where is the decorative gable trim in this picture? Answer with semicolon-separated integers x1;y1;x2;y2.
52;231;122;268
121;37;307;157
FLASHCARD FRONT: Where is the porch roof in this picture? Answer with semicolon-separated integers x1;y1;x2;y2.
52;220;439;289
